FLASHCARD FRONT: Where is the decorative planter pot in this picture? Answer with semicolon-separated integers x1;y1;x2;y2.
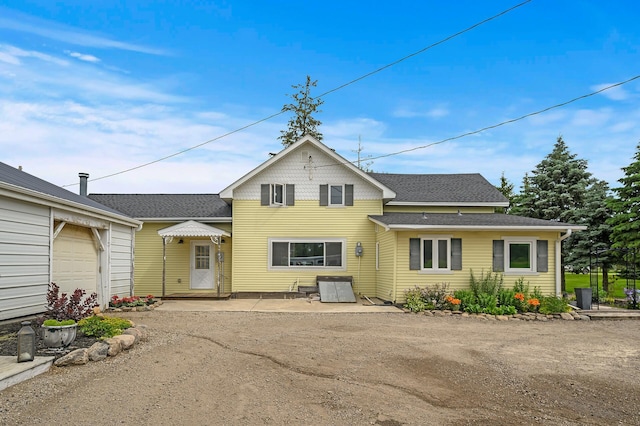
42;323;78;348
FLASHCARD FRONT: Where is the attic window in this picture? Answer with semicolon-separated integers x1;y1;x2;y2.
271;184;284;205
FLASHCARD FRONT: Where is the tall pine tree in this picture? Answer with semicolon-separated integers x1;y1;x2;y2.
495;172;514;213
567;179;614;290
511;136;592;291
608;142;640;260
279;76;323;147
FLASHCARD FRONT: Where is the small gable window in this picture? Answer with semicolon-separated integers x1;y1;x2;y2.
261;184;295;206
320;184;354;207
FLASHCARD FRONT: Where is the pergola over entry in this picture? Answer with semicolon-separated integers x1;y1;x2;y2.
157;221;231;297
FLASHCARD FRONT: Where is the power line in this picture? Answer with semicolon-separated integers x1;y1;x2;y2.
318;75;640;168
63;0;532;187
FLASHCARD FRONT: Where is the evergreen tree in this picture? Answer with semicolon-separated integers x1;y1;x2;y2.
510;136;592;291
567;179;614;290
279;75;323;147
495;172;514;213
608;142;640;263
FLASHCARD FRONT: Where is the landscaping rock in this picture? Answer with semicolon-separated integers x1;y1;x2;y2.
579;315;591;321
113;334;135;350
123;327;142;343
104;338;123;356
88;342;110;361
496;315;509;321
560;312;574;321
55;348;89;367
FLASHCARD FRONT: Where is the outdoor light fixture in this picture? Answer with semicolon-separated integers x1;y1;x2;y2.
178;239;184;244
422;212;427;220
17;321;35;362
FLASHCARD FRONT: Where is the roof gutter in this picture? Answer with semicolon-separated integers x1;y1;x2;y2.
555;229;573;296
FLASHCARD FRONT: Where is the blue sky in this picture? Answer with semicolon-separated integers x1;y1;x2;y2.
0;0;638;194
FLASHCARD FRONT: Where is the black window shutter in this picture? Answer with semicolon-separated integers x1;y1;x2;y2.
537;240;548;272
286;184;295;206
261;184;270;206
345;184;354;206
409;238;420;270
493;240;504;272
451;238;462;270
319;184;328;206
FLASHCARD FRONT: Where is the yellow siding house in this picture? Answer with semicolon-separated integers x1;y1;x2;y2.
90;136;584;303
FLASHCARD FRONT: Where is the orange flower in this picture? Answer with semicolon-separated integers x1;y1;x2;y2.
527;298;540;306
451;298;461;305
514;293;525;301
445;295;454;303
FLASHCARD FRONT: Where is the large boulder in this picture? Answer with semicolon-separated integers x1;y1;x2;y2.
54;349;89;367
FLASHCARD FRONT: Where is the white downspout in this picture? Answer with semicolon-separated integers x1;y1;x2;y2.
555;229;573;296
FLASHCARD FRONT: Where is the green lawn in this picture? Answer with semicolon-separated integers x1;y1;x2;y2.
564;272;631;298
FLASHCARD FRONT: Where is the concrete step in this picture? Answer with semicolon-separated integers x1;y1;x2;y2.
0;356;54;391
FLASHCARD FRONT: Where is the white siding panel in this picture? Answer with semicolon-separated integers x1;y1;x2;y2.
233;145;382;200
0;197;50;320
110;224;133;297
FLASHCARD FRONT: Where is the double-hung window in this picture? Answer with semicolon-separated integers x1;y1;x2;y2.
319;184;354;206
330;185;344;205
270;239;345;269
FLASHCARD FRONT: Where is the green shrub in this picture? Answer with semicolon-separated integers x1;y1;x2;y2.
538;296;571;314
78;315;133;339
477;293;497;310
454;289;476;311
404;287;428;312
512;277;530;295
470;270;503;297
43;319;76;326
497;289;516;307
465;304;483;314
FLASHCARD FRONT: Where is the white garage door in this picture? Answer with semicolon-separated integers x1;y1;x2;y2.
53;224;98;295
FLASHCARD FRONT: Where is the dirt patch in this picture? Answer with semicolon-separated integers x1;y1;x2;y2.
1;311;639;425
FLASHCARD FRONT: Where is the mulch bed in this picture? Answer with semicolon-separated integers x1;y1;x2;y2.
0;320;99;359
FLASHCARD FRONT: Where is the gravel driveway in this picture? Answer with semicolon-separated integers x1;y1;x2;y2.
1;310;639;425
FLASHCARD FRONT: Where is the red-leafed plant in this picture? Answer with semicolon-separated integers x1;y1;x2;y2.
45;282;98;322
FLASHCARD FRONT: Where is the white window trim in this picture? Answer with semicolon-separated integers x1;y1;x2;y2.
503;237;537;275
268;238;347;271
271;183;284;206
419;235;452;274
328;184;345;207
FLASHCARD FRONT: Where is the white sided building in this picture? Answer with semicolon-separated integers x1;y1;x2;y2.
0;163;141;321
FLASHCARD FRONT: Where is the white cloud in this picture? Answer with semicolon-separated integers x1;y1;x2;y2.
66;51;100;63
0;44;68;66
393;106;450;119
591;83;630;101
570;108;612;127
0;11;166;55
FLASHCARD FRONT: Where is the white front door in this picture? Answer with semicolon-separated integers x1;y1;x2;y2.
190;241;214;289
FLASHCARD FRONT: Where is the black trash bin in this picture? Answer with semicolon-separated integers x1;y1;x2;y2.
575;287;592;310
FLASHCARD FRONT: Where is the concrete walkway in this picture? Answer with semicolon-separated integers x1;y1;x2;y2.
154;297;403;313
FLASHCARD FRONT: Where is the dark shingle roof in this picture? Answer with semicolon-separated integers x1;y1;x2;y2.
0;161;132;218
369;212;582;229
369;173;508;204
88;194;231;219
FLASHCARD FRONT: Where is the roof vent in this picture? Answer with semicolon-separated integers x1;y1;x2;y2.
79;172;89;196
